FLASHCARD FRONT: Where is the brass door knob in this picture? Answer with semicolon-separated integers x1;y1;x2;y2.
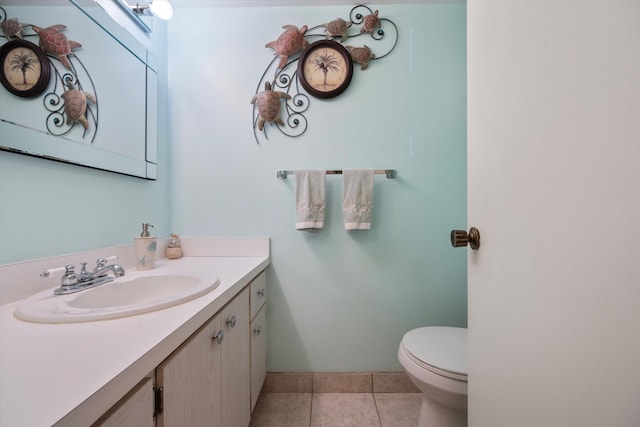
451;227;481;250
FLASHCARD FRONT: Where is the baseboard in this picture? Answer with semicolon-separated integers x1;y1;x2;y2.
262;372;419;393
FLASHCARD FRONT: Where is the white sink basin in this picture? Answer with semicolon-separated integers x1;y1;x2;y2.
15;273;219;323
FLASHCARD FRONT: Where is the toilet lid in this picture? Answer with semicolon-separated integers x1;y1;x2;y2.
402;327;467;380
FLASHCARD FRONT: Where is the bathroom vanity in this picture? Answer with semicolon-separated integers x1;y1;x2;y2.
0;238;270;427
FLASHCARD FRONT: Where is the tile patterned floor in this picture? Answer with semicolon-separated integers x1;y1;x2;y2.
249;392;422;427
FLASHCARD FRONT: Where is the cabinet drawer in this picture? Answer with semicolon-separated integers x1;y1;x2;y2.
249;271;266;321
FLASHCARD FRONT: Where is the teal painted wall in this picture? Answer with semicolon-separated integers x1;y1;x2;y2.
0;2;465;372
167;3;467;371
0;6;170;264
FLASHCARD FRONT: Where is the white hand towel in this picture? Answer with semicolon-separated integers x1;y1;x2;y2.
295;170;326;230
342;169;374;230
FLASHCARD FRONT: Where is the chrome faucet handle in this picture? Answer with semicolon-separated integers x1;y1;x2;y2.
40;266;67;278
41;265;76;278
95;255;118;270
60;265;79;287
46;265;80;295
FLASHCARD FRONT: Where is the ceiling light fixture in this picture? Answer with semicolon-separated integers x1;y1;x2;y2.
132;0;174;21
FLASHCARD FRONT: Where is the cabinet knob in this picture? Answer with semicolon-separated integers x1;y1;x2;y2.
226;315;237;328
211;330;224;344
253;326;262;336
257;289;265;298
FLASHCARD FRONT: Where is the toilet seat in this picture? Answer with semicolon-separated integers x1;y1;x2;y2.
402;327;467;382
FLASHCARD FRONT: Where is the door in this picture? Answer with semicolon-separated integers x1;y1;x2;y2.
220;287;251;427
156;315;222;427
94;377;154;427
251;304;267;412
467;1;640;425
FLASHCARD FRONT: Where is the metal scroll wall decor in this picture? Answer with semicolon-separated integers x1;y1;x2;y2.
251;5;398;144
0;6;98;143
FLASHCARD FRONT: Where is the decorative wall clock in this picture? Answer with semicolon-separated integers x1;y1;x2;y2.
297;40;353;99
0;39;51;97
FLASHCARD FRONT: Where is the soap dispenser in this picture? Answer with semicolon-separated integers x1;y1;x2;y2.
134;223;157;270
166;233;183;259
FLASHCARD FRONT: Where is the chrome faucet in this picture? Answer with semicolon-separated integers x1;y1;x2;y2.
78;258;126;283
41;256;126;295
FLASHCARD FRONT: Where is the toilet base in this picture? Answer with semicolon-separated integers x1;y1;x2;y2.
397;329;467;427
418;394;467;427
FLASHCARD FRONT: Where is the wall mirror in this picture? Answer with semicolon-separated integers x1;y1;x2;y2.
0;1;158;179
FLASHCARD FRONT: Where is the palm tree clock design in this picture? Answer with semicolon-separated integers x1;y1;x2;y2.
298;40;353;99
0;40;50;97
8;48;38;87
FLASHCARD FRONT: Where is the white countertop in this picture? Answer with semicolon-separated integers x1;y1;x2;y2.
0;255;270;427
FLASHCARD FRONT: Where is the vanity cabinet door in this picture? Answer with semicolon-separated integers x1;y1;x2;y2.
250;303;267;412
220;286;251;427
156;314;222;427
93;377;154;427
249;271;267;412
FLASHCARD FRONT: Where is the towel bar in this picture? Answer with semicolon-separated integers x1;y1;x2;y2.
276;169;396;180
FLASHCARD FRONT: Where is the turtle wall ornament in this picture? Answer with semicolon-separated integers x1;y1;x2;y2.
1;18;28;39
251;5;399;144
61;80;96;131
32;24;81;70
360;10;381;35
320;18;352;42
250;81;291;132
346;45;375;70
265;24;309;69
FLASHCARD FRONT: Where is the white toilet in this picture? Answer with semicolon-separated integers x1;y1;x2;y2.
398;326;467;427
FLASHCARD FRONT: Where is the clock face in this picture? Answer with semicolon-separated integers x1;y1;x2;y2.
298;40;353;99
0;40;51;97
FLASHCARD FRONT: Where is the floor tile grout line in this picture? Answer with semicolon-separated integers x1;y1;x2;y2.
372;392;384;427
